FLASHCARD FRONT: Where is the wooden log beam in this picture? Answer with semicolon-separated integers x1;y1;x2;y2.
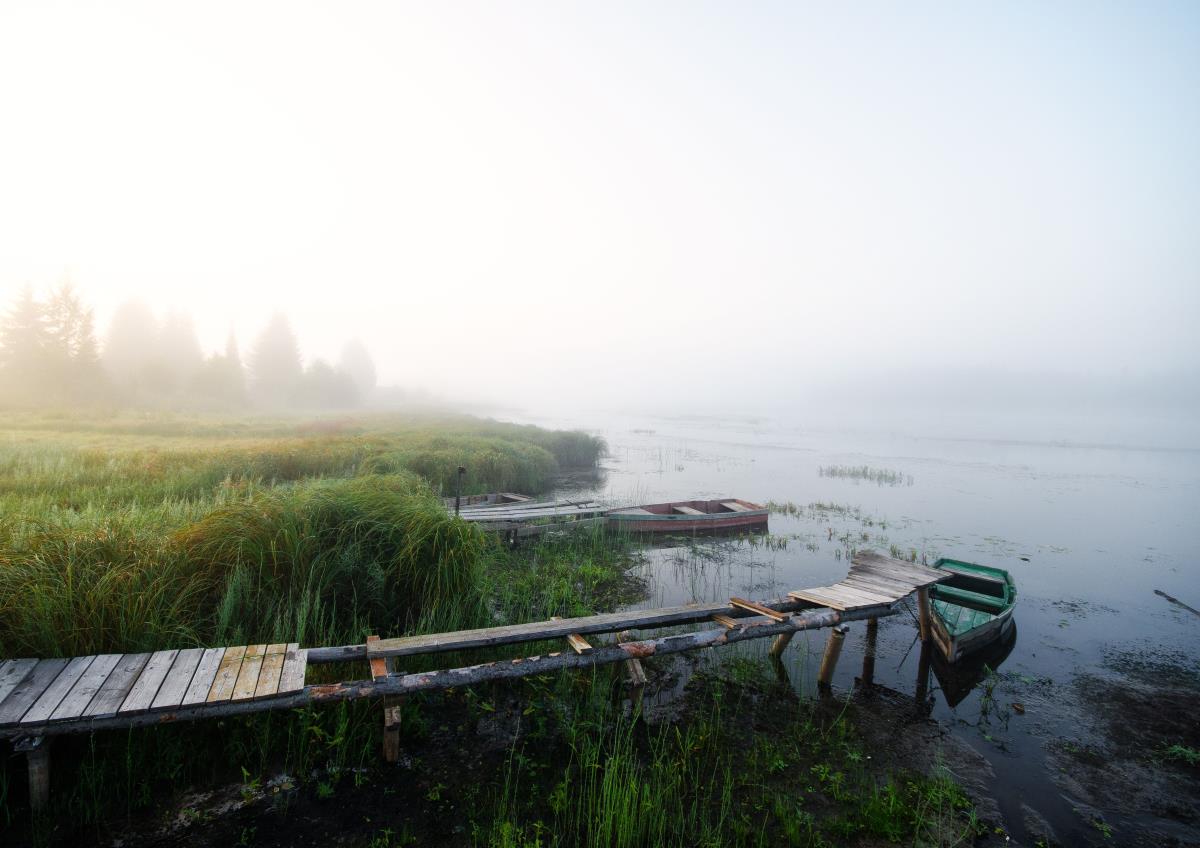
313;596;818;664
4;604;896;740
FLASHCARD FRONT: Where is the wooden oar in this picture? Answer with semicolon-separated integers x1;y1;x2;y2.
1155;589;1200;619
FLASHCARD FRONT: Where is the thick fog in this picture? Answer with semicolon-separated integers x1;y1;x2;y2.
1;2;1197;434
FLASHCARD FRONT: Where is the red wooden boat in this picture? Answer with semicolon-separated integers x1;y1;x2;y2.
606;499;768;534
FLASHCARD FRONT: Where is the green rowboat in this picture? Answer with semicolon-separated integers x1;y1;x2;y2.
929;558;1017;663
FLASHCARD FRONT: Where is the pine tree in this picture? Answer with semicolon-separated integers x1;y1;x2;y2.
248;313;303;406
338;339;377;398
0;287;50;404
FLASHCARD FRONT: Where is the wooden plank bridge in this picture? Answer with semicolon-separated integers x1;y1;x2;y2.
0;552;945;811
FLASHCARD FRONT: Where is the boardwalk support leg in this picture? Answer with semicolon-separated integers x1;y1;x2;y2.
769;631;794;658
860;617;879;688
16;736;48;813
817;625;849;689
917;588;932;642
382;655;403;764
618;631;646;710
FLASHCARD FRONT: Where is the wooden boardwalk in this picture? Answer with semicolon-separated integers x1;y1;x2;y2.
0;552;945;811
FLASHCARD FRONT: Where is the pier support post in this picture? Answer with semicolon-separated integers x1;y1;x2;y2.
917;588;932;642
859;617;879;688
914;639;932;708
817;625;849;689
16;736;48;813
769;631;794;658
617;630;646;711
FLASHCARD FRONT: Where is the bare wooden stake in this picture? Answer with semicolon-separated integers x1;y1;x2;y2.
860;617;879;687
382;704;403;763
769;631;794;658
917;588;932;642
915;639;932;707
817;625;849;688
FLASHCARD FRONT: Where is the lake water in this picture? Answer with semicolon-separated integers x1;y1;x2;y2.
507;410;1200;844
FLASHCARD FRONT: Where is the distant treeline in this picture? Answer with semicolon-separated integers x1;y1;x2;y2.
0;284;377;410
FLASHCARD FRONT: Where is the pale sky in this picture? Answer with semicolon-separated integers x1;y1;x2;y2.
1;1;1197;412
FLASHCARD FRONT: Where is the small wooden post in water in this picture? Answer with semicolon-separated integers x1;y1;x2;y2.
860;617;879;687
16;736;48;813
817;624;849;688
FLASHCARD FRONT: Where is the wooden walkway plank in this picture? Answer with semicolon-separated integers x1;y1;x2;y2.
119;650;178;714
827;583;897;606
22;656;96;725
50;654;121;721
151;648;205;710
182;648;226;706
85;654;151;718
843;572;916;597
789;588;871;611
0;659;69;726
277;644;306;694
0;659;38;706
207;646;246;703
231;644;267;701
711;614;739;628
253;644;288;699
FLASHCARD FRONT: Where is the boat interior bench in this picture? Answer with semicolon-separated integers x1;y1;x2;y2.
721;501;750;512
673;506;704;515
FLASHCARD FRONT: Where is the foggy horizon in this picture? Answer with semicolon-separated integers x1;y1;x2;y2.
2;1;1198;422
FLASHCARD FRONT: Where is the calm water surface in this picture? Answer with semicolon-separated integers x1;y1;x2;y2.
509;411;1200;842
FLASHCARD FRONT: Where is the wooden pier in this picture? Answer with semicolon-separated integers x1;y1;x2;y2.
0;552;944;811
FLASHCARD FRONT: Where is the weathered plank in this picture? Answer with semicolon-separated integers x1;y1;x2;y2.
231;644;267;701
50;654;121;721
0;659;69;726
22;656;96;724
711;614;739;628
182;648;225;706
852;552;944;583
843;572;916;597
788;588;862;611
85;653;151;718
119;650;178;714
0;659;38;706
721;501;751;512
151;648;205;710
207;646;246;703
730;597;788;621
825;583;897;606
793;581;897;607
253;644;288;699
673;506;704;515
277;643;306;693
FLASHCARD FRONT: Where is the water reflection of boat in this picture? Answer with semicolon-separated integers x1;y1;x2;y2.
606;499;768;534
928;558;1017;663
931;621;1017;708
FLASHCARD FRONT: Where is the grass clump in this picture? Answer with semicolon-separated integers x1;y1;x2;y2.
818;465;913;487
